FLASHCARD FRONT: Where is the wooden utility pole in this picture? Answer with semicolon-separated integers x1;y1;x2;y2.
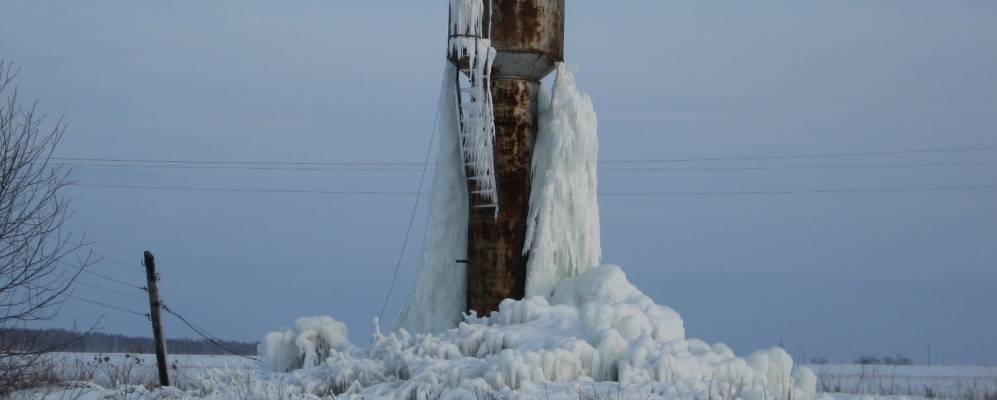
454;0;565;316
143;250;170;387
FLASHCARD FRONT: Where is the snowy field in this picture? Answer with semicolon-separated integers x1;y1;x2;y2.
809;364;997;400
10;353;997;400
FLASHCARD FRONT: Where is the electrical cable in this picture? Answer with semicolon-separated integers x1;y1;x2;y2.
161;304;260;362
377;64;446;323
67;294;148;318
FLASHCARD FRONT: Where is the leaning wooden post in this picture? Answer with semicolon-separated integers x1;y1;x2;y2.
143;250;170;386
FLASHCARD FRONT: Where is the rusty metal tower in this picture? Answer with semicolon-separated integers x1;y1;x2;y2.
447;0;564;316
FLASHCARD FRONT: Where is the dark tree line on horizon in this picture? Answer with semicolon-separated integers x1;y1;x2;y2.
1;327;257;356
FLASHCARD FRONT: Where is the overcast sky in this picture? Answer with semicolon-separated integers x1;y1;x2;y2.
2;1;995;365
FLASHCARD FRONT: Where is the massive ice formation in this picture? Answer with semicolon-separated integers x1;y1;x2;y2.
261;62;817;400
263;266;815;400
394;62;470;334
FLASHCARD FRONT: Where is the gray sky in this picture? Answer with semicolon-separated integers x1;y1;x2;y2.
2;1;995;365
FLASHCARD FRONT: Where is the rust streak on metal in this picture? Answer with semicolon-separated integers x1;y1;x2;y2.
465;79;537;316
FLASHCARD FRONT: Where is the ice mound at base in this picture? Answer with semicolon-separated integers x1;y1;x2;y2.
259;316;351;373
260;265;816;400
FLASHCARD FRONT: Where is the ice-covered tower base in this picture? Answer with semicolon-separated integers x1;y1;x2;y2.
451;0;565;317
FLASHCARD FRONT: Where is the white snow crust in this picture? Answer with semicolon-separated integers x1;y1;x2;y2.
259;22;815;398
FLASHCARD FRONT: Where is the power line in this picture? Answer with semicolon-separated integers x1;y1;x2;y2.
52;160;997;174
601;161;997;172
67;294;148;318
379;66;446;322
59;260;146;291
74;184;420;196
70;182;997;197
51;157;422;167
92;251;146;272
161;304;259;362
53;163;423;172
51;144;997;167
599;184;997;197
599;144;997;164
77;281;148;301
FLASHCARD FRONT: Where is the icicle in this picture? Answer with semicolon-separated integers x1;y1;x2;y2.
448;0;499;210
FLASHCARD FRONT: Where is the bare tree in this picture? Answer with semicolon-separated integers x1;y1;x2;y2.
0;61;92;393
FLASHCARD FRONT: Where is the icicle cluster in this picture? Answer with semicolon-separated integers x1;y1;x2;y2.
448;0;499;208
523;63;602;298
448;0;487;37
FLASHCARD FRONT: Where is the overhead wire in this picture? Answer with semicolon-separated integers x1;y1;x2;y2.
50;143;997;167
66;294;148;318
600;161;997;172
51;157;422;167
598;144;997;164
58;260;146;291
77;281;148;302
377;62;446;323
91;251;146;272
74;184;420;196
161;304;260;362
53;163;423;172
50;160;997;173
69;183;997;197
600;184;997;197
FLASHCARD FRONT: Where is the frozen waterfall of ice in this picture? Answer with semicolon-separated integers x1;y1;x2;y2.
394;62;470;334
523;63;602;299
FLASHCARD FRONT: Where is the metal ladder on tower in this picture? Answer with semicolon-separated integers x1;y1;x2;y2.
455;65;499;214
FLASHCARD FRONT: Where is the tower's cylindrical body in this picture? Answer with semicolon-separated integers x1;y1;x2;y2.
464;0;564;316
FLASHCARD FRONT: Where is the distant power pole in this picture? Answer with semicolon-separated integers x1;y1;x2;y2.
143;250;170;386
450;0;565;317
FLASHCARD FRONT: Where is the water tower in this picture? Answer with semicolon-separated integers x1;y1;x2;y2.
447;0;565;316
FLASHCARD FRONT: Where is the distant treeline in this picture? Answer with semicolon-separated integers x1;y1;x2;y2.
1;328;257;355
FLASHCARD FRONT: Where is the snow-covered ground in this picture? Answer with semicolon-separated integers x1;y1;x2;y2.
810;364;997;400
50;352;259;369
12;355;997;400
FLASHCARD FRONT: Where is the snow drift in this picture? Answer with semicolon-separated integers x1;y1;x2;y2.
260;62;816;400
